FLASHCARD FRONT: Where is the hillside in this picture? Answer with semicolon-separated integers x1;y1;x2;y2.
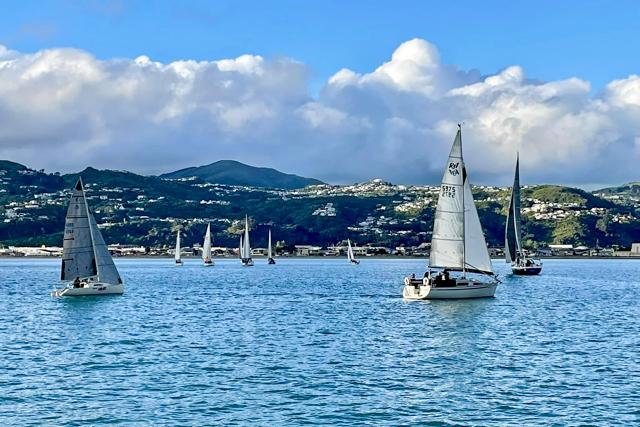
595;182;640;196
1;160;639;249
160;160;324;189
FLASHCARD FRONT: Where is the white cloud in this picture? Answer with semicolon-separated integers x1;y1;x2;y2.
0;39;638;186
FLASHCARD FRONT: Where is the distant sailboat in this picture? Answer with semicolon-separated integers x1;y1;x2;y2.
403;125;498;299
52;178;124;296
267;228;276;265
347;239;360;264
240;215;254;266
175;229;183;266
202;223;214;266
505;154;542;275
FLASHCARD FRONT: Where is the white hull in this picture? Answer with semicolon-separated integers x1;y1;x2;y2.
52;282;124;297
403;278;497;300
203;262;214;267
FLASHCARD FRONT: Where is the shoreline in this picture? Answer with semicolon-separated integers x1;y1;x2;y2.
2;255;640;260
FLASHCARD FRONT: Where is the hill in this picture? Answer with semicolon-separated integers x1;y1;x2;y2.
1;159;639;249
595;182;640;196
160;160;324;189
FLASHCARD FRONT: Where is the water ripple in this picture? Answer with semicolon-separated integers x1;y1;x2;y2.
0;258;639;425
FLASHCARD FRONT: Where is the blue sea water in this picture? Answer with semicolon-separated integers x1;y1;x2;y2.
0;258;639;426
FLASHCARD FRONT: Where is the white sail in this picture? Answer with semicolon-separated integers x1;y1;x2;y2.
239;235;243;259
203;223;212;262
61;178;121;285
347;239;355;261
175;229;181;262
88;211;122;284
242;216;252;259
505;154;522;263
267;229;273;259
430;127;493;275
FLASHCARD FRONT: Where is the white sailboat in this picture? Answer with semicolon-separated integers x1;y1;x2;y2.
267;228;276;265
505;154;542;275
240;215;254;266
52;178;124;296
202;223;214;266
175;229;183;266
403;125;498;299
347;239;360;264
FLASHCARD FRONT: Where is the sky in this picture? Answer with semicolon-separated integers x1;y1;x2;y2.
0;0;639;187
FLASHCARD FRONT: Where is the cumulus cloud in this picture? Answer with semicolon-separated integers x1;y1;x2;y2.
0;38;638;186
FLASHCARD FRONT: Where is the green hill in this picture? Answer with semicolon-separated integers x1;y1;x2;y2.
160;160;324;189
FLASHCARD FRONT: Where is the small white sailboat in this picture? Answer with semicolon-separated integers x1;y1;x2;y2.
52;178;124;297
202;223;214;266
175;229;183;266
505;154;542;275
347;239;360;265
240;215;254;266
267;228;276;265
403;125;498;299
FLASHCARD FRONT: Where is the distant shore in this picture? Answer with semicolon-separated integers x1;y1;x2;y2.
2;255;640;260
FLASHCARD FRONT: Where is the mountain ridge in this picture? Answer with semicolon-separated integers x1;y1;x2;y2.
160;160;324;189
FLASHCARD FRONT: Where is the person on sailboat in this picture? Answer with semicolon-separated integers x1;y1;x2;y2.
73;277;81;288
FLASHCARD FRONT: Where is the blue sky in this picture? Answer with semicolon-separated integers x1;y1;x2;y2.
2;0;639;94
0;1;639;186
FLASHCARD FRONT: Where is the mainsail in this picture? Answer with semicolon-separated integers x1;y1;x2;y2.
267;229;273;259
175;230;181;262
61;178;122;284
505;154;522;263
203;224;212;261
347;239;355;262
242;216;252;259
429;127;493;275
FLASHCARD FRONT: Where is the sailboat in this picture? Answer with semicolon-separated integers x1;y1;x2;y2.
52;178;124;296
175;229;183;266
403;125;498;299
347;239;360;264
267;228;276;264
202;223;214;266
505;154;542;275
240;215;254;266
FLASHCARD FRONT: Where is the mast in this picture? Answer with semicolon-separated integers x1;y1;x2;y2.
460;124;466;277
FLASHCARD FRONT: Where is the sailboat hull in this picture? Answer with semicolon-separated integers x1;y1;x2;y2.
52;282;124;297
267;258;276;265
203;261;214;267
403;278;497;300
241;258;254;266
512;265;542;275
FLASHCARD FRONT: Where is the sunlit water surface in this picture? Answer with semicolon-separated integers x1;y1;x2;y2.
1;258;639;425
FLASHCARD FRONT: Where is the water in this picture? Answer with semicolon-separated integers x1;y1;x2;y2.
0;258;638;425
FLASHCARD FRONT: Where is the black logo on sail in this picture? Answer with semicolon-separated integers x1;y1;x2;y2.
448;162;460;176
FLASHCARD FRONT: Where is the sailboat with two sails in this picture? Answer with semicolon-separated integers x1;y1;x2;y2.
202;223;214;266
347;239;360;264
240;215;254;266
267;228;276;264
403;125;498;299
175;229;183;266
505;154;542;275
52;178;124;297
